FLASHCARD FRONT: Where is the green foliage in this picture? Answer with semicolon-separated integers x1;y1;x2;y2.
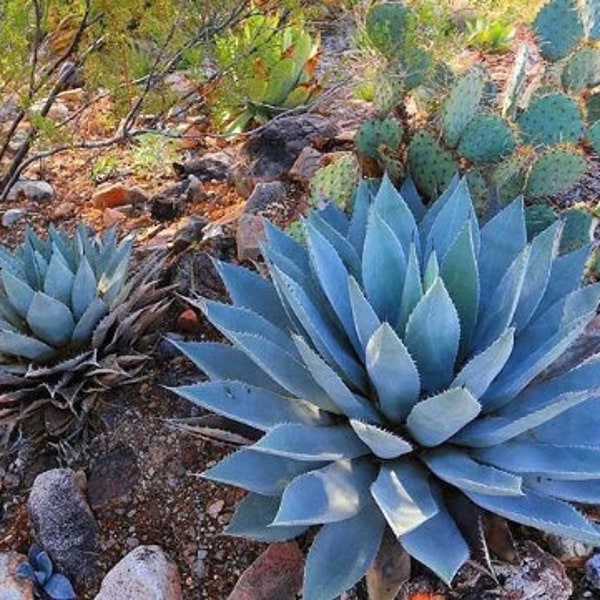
525;202;558;238
586;119;600;153
355;118;403;160
561;206;596;253
173;174;600;599
129;133;178;172
365;2;413;60
466;17;516;53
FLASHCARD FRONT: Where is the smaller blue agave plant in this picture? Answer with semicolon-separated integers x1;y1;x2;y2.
16;545;75;600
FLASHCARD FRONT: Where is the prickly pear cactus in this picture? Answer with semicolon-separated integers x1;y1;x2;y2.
518;93;584;146
356;118;403;159
560;206;596;253
407;131;457;199
310;154;361;210
525;147;587;197
490;156;527;206
502;44;529;119
586;94;600;123
582;0;600;40
586;119;600;153
374;77;403;117
365;2;412;59
525;203;558;239
533;0;584;61
465;169;489;218
441;71;485;148
562;47;600;93
403;47;432;90
457;113;516;163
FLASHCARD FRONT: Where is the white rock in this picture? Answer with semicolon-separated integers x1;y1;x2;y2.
2;208;26;227
94;545;182;600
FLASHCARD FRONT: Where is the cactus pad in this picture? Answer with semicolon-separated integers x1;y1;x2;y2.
582;0;600;40
310;154;361;210
518;93;584;146
586;119;600;153
365;2;412;59
465;169;489;219
403;47;432;90
562;47;600;93
525;203;558;239
374;76;403;117
490;157;527;206
533;0;584;61
441;71;485;148
560;206;596;253
458;113;516;163
525;147;587;197
355;118;403;159
407;131;457;199
586;94;600;124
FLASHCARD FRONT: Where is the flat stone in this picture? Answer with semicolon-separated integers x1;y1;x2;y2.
288;146;324;183
236;214;265;262
94;545;182;600
244;181;286;214
87;446;141;513
6;180;54;203
27;468;99;584
0;551;35;600
227;542;304;600
2;208;26;227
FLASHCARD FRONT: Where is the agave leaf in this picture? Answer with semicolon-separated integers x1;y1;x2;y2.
349;420;412;459
452;328;514;399
365;323;420;421
474;442;600;480
252;423;369;461
396;244;423;335
202;448;326;495
362;209;406;323
0;330;55;361
373;173;418;257
226;493;307;542
524;478;600;504
177;379;325;431
303;504;385;600
423;252;439;292
441;221;479;353
418;174;461;244
71;297;109;348
348;275;380;357
271;266;367;391
424;448;523;496
513;221;561;331
533;244;591;319
0;244;24;277
264;220;311;273
171;341;288;395
49;225;76;270
407;388;481;447
371;461;438;537
293;335;380;422
459;390;594;447
404;278;460;392
399;174;426;221
474;245;530;352
274;458;375;525
316;202;350;236
213;260;289;330
400;495;470;585
466;490;600;546
305;219;362;353
348;181;373;254
71;257;97;320
478;197;527;315
26;292;74;347
2;270;35;318
43;253;75;306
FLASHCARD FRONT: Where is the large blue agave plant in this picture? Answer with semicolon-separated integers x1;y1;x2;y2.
172;174;600;599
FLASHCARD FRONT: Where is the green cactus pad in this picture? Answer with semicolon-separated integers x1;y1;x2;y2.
560;207;596;253
404;47;432;90
503;44;529;120
310;154;361;210
586;119;600;153
465;169;489;218
562;47;600;93
355;118;403;159
490;157;527;206
525;148;587;198
518;93;584;147
525;203;558;239
374;76;403;117
442;71;485;148
458;113;516;163
582;0;600;40
365;2;412;59
533;0;584;61
586;94;600;123
407;131;457;199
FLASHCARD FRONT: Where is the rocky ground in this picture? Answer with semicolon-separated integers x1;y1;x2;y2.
2;11;600;600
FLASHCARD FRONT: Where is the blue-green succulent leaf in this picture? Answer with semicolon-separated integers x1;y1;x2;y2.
466;490;600;545
452;328;514;399
418;174;461;244
43;254;74;306
43;573;76;600
318;202;350;235
407;388;481;447
524;478;600;504
2;270;35;318
0;331;54;361
423;252;439;292
348;275;381;356
274;459;375;525
371;462;438;537
404;278;460;392
203;449;326;496
400;174;426;221
225;493;307;542
71;297;109;347
253;423;369;461
424;448;523;496
362;209;406;323
365;323;420;422
396;244;423;335
26;292;74;347
174;381;324;431
400;498;469;584
71;256;97;319
348;181;372;255
350;420;413;459
304;504;385;600
264;219;310;272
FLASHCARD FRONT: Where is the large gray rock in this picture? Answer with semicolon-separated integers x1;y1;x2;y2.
0;552;34;600
27;469;99;584
6;180;54;203
94;545;182;600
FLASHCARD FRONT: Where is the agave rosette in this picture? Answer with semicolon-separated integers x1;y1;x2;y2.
0;225;169;438
173;174;600;599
